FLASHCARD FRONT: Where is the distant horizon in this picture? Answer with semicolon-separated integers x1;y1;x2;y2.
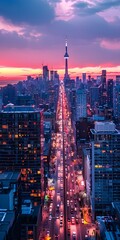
0;66;120;87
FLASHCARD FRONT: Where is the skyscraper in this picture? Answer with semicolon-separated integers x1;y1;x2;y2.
0;104;43;206
76;88;87;120
113;83;120;119
100;70;107;106
43;65;49;81
64;40;69;79
90;122;120;218
90;87;99;108
107;79;113;109
82;73;86;84
101;70;106;89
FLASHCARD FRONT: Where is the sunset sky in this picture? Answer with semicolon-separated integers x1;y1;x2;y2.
0;0;120;85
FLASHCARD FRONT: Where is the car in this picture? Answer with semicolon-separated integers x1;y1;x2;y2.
60;220;63;227
81;218;84;224
49;215;52;221
60;212;63;217
49;208;52;213
74;207;77;212
71;217;75;225
54;233;59;239
56;213;60;219
67;218;70;223
76;217;79;224
67;200;69;206
46;230;50;236
72;232;76;239
74;202;77;207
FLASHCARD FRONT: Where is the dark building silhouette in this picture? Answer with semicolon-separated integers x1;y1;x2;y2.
43;65;49;81
2;84;16;105
16;95;35;106
76;118;94;144
0;171;21;240
107;79;113;109
90;87;100;108
0;104;43;206
100;70;107;107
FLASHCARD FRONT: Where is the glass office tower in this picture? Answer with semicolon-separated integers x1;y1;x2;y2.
0;104;43;205
91;122;120;218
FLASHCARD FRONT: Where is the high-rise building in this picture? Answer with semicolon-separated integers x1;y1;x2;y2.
76;77;81;89
64;40;69;79
99;70;107;106
2;84;16;106
43;65;49;81
50;70;54;81
107;79;113;109
101;70;106;89
70;88;76;120
82;73;86;84
113;83;120;119
0;104;43;205
90;87;99;108
90;122;120;218
116;75;120;85
76;88;87;120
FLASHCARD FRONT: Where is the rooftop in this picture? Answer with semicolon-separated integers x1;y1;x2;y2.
0;210;15;240
2;104;41;113
112;202;120;216
91;121;120;135
0;172;20;181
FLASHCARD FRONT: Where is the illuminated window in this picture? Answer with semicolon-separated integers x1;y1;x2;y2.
95;144;100;147
24;147;27;150
28;230;33;235
34;202;38;206
2;125;8;129
102;150;106;153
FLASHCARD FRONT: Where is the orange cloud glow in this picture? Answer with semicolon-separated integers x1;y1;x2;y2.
0;65;120;86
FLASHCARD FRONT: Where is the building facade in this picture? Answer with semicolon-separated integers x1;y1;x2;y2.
0;104;43;206
91;122;120;218
76;88;87;120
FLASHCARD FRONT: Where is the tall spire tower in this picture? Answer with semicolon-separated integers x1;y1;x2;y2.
64;40;69;78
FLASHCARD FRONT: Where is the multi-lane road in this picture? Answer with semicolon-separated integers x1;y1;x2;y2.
39;82;96;240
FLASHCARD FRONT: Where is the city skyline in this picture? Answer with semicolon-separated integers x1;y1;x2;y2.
0;0;120;84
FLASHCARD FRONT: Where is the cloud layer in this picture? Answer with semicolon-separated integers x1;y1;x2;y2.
0;0;55;25
0;0;120;81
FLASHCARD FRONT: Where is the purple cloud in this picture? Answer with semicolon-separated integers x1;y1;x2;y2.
0;0;55;26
